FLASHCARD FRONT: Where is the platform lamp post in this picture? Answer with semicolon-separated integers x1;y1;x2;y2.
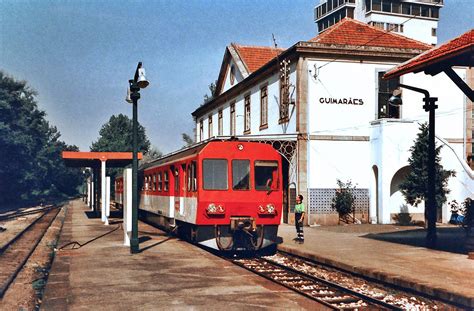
389;83;438;248
126;62;149;254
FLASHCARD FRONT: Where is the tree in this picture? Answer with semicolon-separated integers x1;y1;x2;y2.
90;114;150;153
141;146;163;164
182;133;194;147
331;179;356;223
0;71;82;204
399;123;455;223
202;80;217;105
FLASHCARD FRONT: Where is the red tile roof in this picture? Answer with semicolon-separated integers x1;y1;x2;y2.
232;43;284;73
310;18;432;50
384;29;474;79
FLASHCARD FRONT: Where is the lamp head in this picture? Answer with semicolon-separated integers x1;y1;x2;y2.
136;67;149;89
125;86;133;103
388;89;402;106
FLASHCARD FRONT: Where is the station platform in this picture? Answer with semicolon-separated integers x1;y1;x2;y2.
41;200;321;310
278;222;474;308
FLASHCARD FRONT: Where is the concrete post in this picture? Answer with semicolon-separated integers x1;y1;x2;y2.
106;176;111;218
123;168;132;246
87;178;91;207
90;179;94;211
101;160;107;224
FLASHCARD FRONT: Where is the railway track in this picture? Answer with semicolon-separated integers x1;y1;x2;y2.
0;206;61;298
231;251;452;310
233;256;398;310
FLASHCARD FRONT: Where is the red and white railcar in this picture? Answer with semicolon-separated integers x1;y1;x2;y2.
115;140;282;251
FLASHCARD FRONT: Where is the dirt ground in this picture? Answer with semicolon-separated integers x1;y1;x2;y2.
0;205;66;310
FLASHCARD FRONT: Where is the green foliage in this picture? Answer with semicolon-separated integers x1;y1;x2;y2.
0;72;82;204
331;179;356;217
202;80;217;105
399;123;455;209
91;114;152;178
182;133;194;147
90;113;150;153
141;146;163;164
461;197;473;231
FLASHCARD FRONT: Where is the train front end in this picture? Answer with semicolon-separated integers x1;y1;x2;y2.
194;141;283;252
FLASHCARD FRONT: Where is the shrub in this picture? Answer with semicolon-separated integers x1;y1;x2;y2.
331;179;356;219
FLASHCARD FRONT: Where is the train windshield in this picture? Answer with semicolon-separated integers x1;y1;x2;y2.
255;161;279;191
203;159;228;190
232;160;250;190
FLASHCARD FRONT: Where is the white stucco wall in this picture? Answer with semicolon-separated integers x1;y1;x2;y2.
364;13;439;45
222;59;245;94
197;62;297;141
305;58;471;224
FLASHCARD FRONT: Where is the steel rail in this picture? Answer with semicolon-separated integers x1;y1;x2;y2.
0;207;61;298
0;206;59;254
232;256;401;310
264;256;403;310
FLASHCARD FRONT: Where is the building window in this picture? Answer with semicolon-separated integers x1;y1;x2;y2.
371;21;385;30
208;115;213;138
244;94;251;133
382;1;391;13
431;28;437;37
377;71;400;119
230;102;236;136
421;5;429;17
218;110;223;136
372;0;381;11
392;2;400;14
199;119;204;141
347;7;354;18
230;65;235;85
260;85;268;128
412;5;420;16
402;3;410;15
431;7;439;18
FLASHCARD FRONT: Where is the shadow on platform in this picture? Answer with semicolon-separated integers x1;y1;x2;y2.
363;226;468;254
84;210;123;219
139;237;175;253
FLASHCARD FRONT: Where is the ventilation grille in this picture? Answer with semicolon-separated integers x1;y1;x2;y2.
308;188;369;214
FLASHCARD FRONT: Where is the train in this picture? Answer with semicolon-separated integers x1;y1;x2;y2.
115;140;283;252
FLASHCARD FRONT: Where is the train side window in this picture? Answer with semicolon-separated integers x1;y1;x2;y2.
203;159;228;190
152;174;156;191
164;171;169;191
255;161;279;191
232;160;250;190
158;172;162;191
174;167;180;192
187;161;197;192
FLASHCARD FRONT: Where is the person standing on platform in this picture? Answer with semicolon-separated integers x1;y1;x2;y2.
294;194;305;242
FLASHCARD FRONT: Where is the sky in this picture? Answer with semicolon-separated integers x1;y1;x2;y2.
1;0;473;154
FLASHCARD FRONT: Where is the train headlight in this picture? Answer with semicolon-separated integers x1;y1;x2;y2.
206;203;225;215
258;203;276;215
207;203;216;213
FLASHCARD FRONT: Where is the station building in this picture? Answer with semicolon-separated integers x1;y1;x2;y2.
314;0;443;45
191;18;473;225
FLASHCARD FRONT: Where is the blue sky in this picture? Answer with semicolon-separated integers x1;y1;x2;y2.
1;0;473;154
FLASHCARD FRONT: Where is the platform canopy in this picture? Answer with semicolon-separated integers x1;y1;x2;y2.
62;151;143;168
383;29;474;101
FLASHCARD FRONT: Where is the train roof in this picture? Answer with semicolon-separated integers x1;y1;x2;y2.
140;138;248;170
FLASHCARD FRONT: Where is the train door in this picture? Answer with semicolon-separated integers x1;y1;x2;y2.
282;156;290;223
174;166;181;216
